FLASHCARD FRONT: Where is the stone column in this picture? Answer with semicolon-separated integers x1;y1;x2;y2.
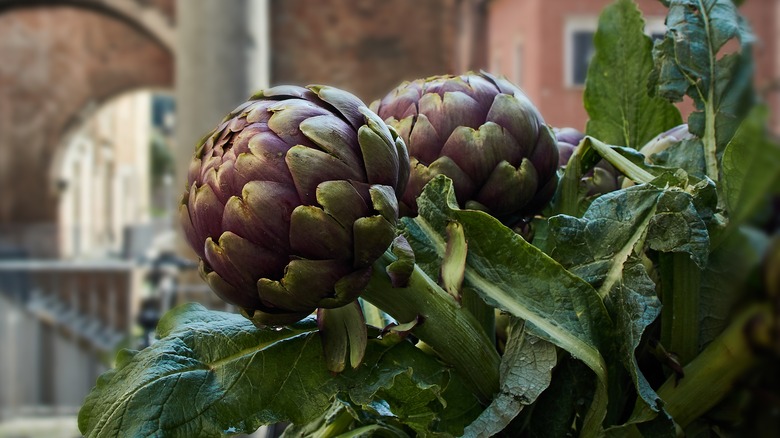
175;0;270;254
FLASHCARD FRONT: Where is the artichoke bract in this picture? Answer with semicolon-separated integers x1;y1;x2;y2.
554;127;619;196
180;85;409;326
371;72;559;222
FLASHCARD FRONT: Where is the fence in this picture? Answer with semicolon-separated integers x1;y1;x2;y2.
0;256;278;437
0;260;141;420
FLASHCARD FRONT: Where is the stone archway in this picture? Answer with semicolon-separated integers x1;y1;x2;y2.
0;0;175;50
0;2;174;256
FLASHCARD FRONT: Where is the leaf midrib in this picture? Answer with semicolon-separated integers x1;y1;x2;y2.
89;330;315;437
412;214;609;433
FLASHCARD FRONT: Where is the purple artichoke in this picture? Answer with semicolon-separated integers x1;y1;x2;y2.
639;124;694;160
371;72;559;222
180;85;409;326
554;127;620;196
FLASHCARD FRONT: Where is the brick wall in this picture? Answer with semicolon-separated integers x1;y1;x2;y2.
270;0;459;104
0;5;172;234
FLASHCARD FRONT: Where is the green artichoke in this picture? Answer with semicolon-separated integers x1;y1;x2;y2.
180;85;409;326
371;72;559;223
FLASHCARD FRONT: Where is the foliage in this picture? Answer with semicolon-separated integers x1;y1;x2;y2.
79;1;779;437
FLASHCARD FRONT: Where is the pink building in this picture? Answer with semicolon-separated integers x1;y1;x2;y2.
487;0;780;131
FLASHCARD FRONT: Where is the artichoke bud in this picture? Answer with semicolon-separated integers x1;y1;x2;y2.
386;235;415;288
372;72;559;224
639;124;694;161
554;127;620;197
180;85;409;327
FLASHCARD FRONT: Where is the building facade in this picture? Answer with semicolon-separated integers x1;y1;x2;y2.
487;0;780;131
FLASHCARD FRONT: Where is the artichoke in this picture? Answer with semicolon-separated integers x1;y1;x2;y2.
554;127;619;196
371;72;559;223
639;124;694;160
180;85;409;326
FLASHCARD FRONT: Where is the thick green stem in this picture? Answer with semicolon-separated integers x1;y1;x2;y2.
704;99;719;183
462;286;497;345
659;253;701;365
700;0;720;184
318;407;355;438
362;251;501;404
587;137;655;184
633;304;771;428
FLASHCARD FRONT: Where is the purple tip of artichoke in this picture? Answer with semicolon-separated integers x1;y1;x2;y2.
370;71;559;221
554;127;585;166
640;124;694;158
180;85;409;326
553;127;619;197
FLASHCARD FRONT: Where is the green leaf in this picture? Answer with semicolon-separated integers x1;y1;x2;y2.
546;178;710;425
79;304;480;438
462;320;556;438
548;189;662;416
585;0;682;149
721;105;780;229
650;0;755;181
587;138;656;184
649;138;707;178
550;179;710;275
514;356;597;437
402;176;612;435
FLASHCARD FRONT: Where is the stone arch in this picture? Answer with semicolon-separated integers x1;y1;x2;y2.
0;0;175;50
0;2;174;256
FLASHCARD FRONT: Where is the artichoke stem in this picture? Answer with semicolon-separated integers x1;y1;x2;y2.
632;304;771;429
659;252;701;366
462;286;497;345
586;137;655;184
362;250;501;404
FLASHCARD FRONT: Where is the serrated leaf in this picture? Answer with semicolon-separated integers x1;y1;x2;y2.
650;0;755;180
649;138;707;178
585;0;682;149
721;105;780;229
402;176;612;435
546;179;710;425
548;191;661;415
462;320;556;438
550;181;710;275
78;304;480;438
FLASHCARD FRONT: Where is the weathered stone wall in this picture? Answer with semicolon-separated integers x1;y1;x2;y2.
270;0;460;103
0;4;173;255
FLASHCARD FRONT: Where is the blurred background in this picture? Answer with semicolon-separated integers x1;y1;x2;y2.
0;0;777;436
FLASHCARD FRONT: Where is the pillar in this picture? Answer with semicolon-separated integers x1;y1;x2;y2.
175;0;270;255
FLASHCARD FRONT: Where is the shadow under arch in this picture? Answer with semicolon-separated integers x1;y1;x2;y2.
0;0;175;52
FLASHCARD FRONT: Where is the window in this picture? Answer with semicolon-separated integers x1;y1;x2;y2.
645;17;667;42
570;30;595;86
564;17;598;87
564;16;667;88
